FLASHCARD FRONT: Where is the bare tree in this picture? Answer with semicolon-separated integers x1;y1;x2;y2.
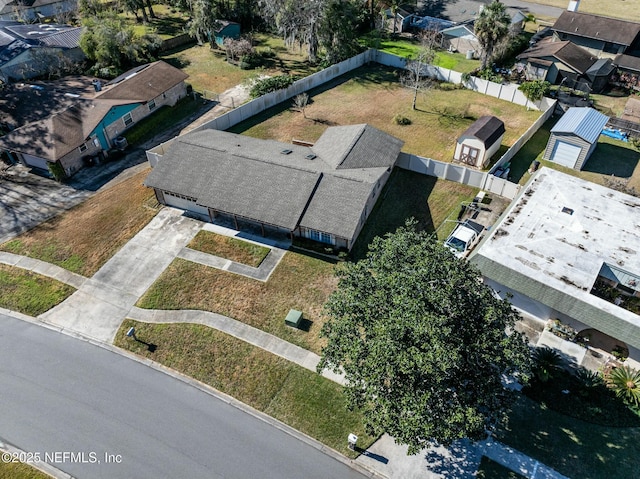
292;93;309;118
401;33;436;110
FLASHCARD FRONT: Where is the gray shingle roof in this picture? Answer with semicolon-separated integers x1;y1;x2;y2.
552;10;640;47
144;125;403;240
96;61;188;102
311;124;404;170
517;39;595;74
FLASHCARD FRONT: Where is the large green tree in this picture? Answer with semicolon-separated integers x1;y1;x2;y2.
474;0;511;69
318;221;531;454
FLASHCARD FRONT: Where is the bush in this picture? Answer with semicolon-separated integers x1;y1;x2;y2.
393;114;412;125
435;81;461;91
249;75;296;98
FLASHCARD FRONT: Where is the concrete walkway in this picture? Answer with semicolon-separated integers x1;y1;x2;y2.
0;251;87;289
479;439;569;479
38;208;201;342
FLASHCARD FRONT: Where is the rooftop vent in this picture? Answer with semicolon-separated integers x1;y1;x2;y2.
561;207;574;215
305;154;317;160
280;149;293;155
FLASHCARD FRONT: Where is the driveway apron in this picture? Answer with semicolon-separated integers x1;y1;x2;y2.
39;208;201;342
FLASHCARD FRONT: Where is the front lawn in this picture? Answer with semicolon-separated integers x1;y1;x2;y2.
136;252;336;354
0;460;52;479
0;169;158;276
114;320;374;457
229;64;540;161
0;265;74;316
188;231;271;267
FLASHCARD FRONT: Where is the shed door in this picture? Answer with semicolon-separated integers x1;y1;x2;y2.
550;140;581;168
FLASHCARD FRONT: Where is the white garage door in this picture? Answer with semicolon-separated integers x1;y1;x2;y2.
163;193;209;217
550;140;581;168
21;154;49;171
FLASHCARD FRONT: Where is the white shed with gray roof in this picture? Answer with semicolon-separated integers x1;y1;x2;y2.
543;107;608;170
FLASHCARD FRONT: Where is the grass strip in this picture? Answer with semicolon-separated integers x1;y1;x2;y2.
0;265;74;316
115;320;374;457
188;231;271;267
0;460;52;479
136;252;336;354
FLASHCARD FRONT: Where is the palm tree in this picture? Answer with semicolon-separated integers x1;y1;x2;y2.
606;365;640;408
532;346;563;382
474;0;511;70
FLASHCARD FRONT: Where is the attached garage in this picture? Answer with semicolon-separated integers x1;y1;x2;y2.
543;107;609;170
160;192;209;219
20;153;50;171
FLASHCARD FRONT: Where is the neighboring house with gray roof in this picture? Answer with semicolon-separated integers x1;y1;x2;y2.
551;10;640;59
144;125;404;251
470;169;640;365
0;60;189;177
0;0;77;22
0;20;83;82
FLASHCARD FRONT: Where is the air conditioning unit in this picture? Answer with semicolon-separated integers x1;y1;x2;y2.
113;136;128;150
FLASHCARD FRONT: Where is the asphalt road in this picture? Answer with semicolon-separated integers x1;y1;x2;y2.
0;314;367;479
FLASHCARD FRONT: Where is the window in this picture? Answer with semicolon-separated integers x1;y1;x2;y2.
123;112;133;127
307;229;333;245
93;137;100;148
148;99;156;111
78;143;87;153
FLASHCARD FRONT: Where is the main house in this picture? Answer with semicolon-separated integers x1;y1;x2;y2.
470;169;640;364
144;125;404;251
0;61;188;177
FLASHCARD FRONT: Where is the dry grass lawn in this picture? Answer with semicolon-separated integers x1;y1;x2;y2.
115;320;375;456
136;252;337;354
230;65;540;161
188;231;271;267
0;169;157;276
526;0;640;22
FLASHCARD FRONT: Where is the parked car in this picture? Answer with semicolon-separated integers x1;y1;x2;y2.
444;219;485;258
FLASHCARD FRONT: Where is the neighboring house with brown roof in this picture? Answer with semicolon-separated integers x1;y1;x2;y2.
516;38;596;83
551;10;640;59
0;61;189;177
144;125;404;251
0;20;83;82
453;116;505;168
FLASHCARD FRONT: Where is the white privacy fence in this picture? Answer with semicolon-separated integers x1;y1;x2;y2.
397;153;523;200
148;49;555;199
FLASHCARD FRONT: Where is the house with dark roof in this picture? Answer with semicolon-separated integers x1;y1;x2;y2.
0;20;83;82
516;38;595;83
453;116;505;168
0;0;77;22
470;169;640;366
551;10;640;59
543;107;608;170
144;125;404;251
0;61;189;177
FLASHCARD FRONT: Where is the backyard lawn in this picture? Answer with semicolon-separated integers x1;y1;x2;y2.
229;64;541;161
0;265;74;316
0;169;158;276
188;231;271;267
508;119;640;190
161;33;316;94
114;319;375;457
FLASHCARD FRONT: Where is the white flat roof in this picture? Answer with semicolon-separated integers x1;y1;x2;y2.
475;168;640;324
